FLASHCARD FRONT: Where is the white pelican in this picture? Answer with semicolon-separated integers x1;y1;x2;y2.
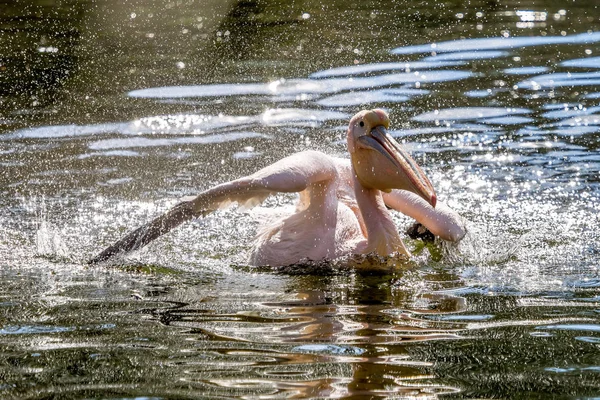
89;109;465;266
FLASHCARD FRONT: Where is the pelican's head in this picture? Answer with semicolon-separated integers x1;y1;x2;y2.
347;109;437;207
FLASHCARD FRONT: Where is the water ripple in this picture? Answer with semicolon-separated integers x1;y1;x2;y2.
423;50;509;61
504;66;550;75
560;56;600;68
413;107;530;122
391;31;600;54
88;132;270;150
316;88;428;107
309;60;463;78
537;324;600;333
517;71;600;90
128;71;472;99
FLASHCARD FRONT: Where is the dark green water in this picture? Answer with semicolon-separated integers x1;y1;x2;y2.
1;0;600;398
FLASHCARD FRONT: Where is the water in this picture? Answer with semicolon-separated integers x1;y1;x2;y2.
1;0;600;398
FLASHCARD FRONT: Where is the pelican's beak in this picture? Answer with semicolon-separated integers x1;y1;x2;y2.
352;111;437;207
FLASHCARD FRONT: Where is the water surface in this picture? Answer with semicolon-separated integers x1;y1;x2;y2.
1;0;600;398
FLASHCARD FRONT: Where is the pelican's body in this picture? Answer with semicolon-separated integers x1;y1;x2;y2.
250;155;361;266
90;110;466;266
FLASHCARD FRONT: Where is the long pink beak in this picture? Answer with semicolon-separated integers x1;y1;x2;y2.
358;125;437;208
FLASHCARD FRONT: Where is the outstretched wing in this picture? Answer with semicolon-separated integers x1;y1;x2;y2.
382;190;466;242
88;151;339;264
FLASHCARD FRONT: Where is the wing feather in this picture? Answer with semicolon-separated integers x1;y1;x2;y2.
89;151;338;264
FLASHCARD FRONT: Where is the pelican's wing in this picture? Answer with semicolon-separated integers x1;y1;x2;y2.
88;151;338;264
382;190;466;242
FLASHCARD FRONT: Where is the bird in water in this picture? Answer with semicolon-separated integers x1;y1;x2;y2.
89;109;466;266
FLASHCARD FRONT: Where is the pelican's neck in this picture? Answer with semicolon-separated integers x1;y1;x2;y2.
352;173;410;257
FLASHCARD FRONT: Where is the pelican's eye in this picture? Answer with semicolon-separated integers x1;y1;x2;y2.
359;121;364;127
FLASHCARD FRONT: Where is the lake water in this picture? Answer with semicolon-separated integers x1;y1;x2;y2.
1;0;600;398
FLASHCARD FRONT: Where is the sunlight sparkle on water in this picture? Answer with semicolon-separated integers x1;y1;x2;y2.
1;2;600;397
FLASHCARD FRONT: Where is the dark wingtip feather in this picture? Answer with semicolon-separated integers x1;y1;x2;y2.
88;201;198;265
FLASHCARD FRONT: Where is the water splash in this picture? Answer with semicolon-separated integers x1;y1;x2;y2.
32;197;69;259
36;220;69;259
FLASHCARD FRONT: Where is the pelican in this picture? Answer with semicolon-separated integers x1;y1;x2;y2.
89;109;465;266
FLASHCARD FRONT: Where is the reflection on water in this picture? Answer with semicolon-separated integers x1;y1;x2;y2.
391;31;600;54
1;0;600;398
